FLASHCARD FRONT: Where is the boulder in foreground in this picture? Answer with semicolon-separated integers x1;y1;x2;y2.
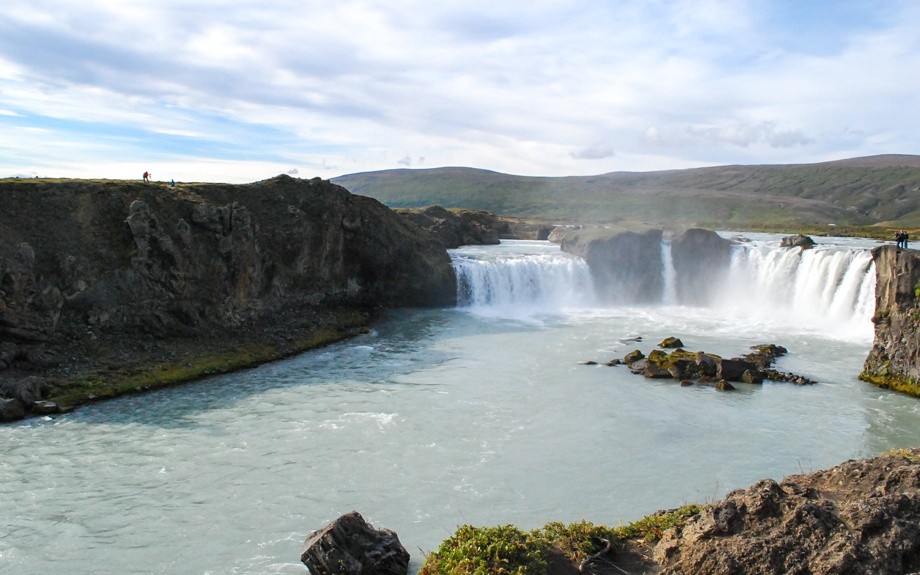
301;512;409;575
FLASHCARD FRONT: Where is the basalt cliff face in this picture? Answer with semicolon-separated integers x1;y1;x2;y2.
0;175;455;418
560;227;732;304
862;245;920;395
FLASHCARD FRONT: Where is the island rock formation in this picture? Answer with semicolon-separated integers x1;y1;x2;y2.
670;228;733;305
0;175;456;419
560;227;732;305
861;245;920;395
560;229;664;303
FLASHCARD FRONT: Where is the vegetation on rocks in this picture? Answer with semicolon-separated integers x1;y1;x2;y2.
420;507;702;575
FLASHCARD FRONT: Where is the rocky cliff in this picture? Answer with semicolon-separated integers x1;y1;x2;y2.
395;206;555;248
670;228;733;305
653;448;920;574
559;227;732;305
560;228;664;303
861;245;920;396
0;175;456;418
395;206;502;248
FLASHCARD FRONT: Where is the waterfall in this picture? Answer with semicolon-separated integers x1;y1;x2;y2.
450;241;595;314
715;243;876;339
661;240;678;305
450;238;876;338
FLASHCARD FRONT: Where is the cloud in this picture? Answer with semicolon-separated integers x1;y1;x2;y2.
571;144;616;160
0;0;917;181
685;122;813;149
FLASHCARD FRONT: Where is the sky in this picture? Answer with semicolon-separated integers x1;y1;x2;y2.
0;0;918;183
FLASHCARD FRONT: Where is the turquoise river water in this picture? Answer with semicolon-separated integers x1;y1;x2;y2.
1;238;918;574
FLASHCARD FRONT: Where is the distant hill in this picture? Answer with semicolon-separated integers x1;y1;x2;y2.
332;155;920;228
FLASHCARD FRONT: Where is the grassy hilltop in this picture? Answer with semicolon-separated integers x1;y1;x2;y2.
333;154;920;233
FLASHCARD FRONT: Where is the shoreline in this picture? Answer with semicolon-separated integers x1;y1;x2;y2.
3;307;372;418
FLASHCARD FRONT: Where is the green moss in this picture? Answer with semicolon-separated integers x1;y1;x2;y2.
419;525;547;575
885;448;920;462
859;371;920;398
47;312;367;409
612;505;702;542
535;521;619;564
420;507;702;575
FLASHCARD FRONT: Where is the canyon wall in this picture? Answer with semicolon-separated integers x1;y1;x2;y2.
0;175;455;417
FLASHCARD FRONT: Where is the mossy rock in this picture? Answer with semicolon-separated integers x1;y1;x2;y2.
623;349;645;364
659;337;685;348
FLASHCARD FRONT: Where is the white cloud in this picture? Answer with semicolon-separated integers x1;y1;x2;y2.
571;144;616;160
0;0;917;181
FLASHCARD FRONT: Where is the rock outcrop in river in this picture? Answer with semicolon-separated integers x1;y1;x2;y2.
862;245;920;396
670;228;733;305
560;228;664;303
0;175;456;418
560;227;731;304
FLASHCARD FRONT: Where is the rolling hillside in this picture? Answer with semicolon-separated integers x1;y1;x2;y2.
332;154;920;228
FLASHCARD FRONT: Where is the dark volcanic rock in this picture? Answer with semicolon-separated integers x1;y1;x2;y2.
659;337;684;348
301;511;409;575
395;205;501;248
862;245;920;395
561;228;663;303
780;234;817;249
654;448;920;575
670;228;733;305
0;397;25;422
717;358;758;382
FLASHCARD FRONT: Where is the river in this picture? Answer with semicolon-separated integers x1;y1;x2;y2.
1;236;918;574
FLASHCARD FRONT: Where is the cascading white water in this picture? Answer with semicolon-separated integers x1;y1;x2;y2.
661;240;678;305
451;241;595;315
452;236;876;340
717;243;876;340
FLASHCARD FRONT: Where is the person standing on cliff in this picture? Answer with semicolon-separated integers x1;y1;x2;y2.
895;230;905;249
143;171;150;183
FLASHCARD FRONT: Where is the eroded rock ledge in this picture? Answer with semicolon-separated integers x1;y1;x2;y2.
655;448;920;574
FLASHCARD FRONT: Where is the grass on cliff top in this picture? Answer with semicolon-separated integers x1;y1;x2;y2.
420;505;701;575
